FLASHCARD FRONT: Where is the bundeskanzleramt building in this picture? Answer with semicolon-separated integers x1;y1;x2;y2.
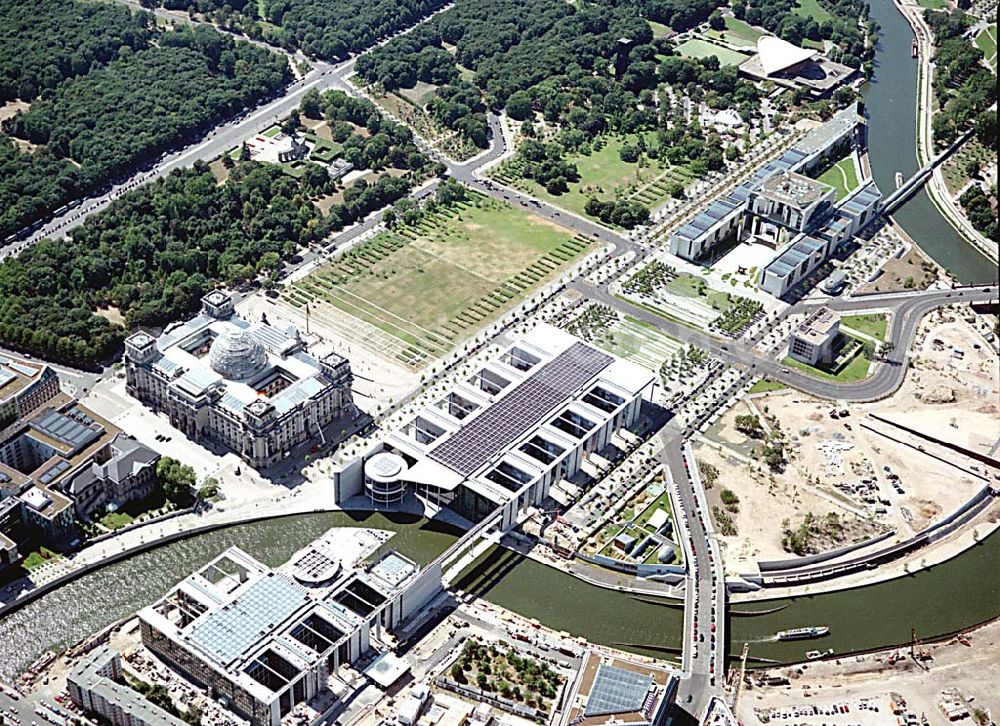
67;646;187;726
124;291;354;469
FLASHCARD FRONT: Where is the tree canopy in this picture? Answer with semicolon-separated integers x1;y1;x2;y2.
0;12;290;241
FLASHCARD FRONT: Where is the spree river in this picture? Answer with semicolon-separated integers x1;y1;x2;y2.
1;511;997;680
864;0;997;283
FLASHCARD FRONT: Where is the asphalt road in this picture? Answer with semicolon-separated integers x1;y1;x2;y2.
577;280;999;402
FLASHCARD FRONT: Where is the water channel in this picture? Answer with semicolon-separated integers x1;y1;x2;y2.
1;510;997;680
864;0;997;283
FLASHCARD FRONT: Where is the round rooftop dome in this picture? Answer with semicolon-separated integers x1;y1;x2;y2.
209;327;267;380
365;452;407;483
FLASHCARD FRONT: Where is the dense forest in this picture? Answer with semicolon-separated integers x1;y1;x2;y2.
0;22;290;241
923;10;996;148
356;0;659;146
0;0;153;103
150;0;445;61
0;91;432;366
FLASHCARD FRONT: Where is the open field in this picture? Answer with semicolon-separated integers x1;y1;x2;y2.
855;243;939;294
794;0;833;22
675;38;751;66
493;133;695;222
817;155;858;200
282;191;593;367
976;24;997;71
649;20;673;38
705;16;766;48
841;313;887;341
916;0;948;7
700;310;998;571
740;619;1000;726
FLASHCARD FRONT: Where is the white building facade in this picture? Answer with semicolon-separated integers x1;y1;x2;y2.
124;291;354;468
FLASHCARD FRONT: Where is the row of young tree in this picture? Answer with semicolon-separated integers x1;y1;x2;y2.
0;21;291;241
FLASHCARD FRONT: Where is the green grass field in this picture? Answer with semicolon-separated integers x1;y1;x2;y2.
494;133;695;223
749;378;788;394
284;192;592;366
705;17;766;48
841;313;887;341
916;0;948;8
662;272;734;312
22;547;62;570
649;20;673;38
782;336;872;382
794;0;833;22
975;25;997;71
675;38;750;66
817;155;859;200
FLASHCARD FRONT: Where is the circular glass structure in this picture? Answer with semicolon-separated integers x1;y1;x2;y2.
209;328;268;380
364;452;408;504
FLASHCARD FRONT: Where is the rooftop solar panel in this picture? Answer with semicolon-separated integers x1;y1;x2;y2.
584;664;652;717
429;343;612;477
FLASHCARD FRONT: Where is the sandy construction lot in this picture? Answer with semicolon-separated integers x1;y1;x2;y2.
698;308;998;572
740;618;1000;726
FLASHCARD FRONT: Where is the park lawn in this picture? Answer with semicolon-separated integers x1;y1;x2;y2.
675;38;750;66
749;378;788;394
975;25;997;71
649;20;673;38
503;133;680;220
916;0;948;7
706;17;766;48
663;272;734;312
262;125;281;138
782;336;872;382
841;313;887;340
794;0;833;22
100;511;134;530
287;193;591;359
22;547;62;570
817;155;858;200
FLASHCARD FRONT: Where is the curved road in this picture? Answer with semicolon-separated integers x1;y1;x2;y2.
576;281;999;401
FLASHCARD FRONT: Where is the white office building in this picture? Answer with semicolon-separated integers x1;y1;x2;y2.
333;324;655;529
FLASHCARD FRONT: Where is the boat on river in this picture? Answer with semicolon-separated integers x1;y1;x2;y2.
895;171;904;189
776;626;830;641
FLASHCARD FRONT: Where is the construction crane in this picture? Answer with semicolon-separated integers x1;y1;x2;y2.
732;642;750;712
910;628;931;666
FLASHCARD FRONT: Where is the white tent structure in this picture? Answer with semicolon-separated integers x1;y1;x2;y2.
756;36;817;75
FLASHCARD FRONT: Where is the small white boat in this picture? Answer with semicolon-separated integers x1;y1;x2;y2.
895;171;904;189
806;648;834;660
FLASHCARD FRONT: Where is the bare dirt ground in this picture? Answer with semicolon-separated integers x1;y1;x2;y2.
740;618;1000;726
856;244;939;294
699;309;998;572
0;99;29;122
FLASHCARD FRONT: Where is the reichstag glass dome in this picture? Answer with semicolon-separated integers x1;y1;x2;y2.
209;328;268;380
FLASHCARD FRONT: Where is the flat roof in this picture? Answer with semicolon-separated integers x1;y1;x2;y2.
584;664;652;717
429;343;613;477
188;573;309;665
